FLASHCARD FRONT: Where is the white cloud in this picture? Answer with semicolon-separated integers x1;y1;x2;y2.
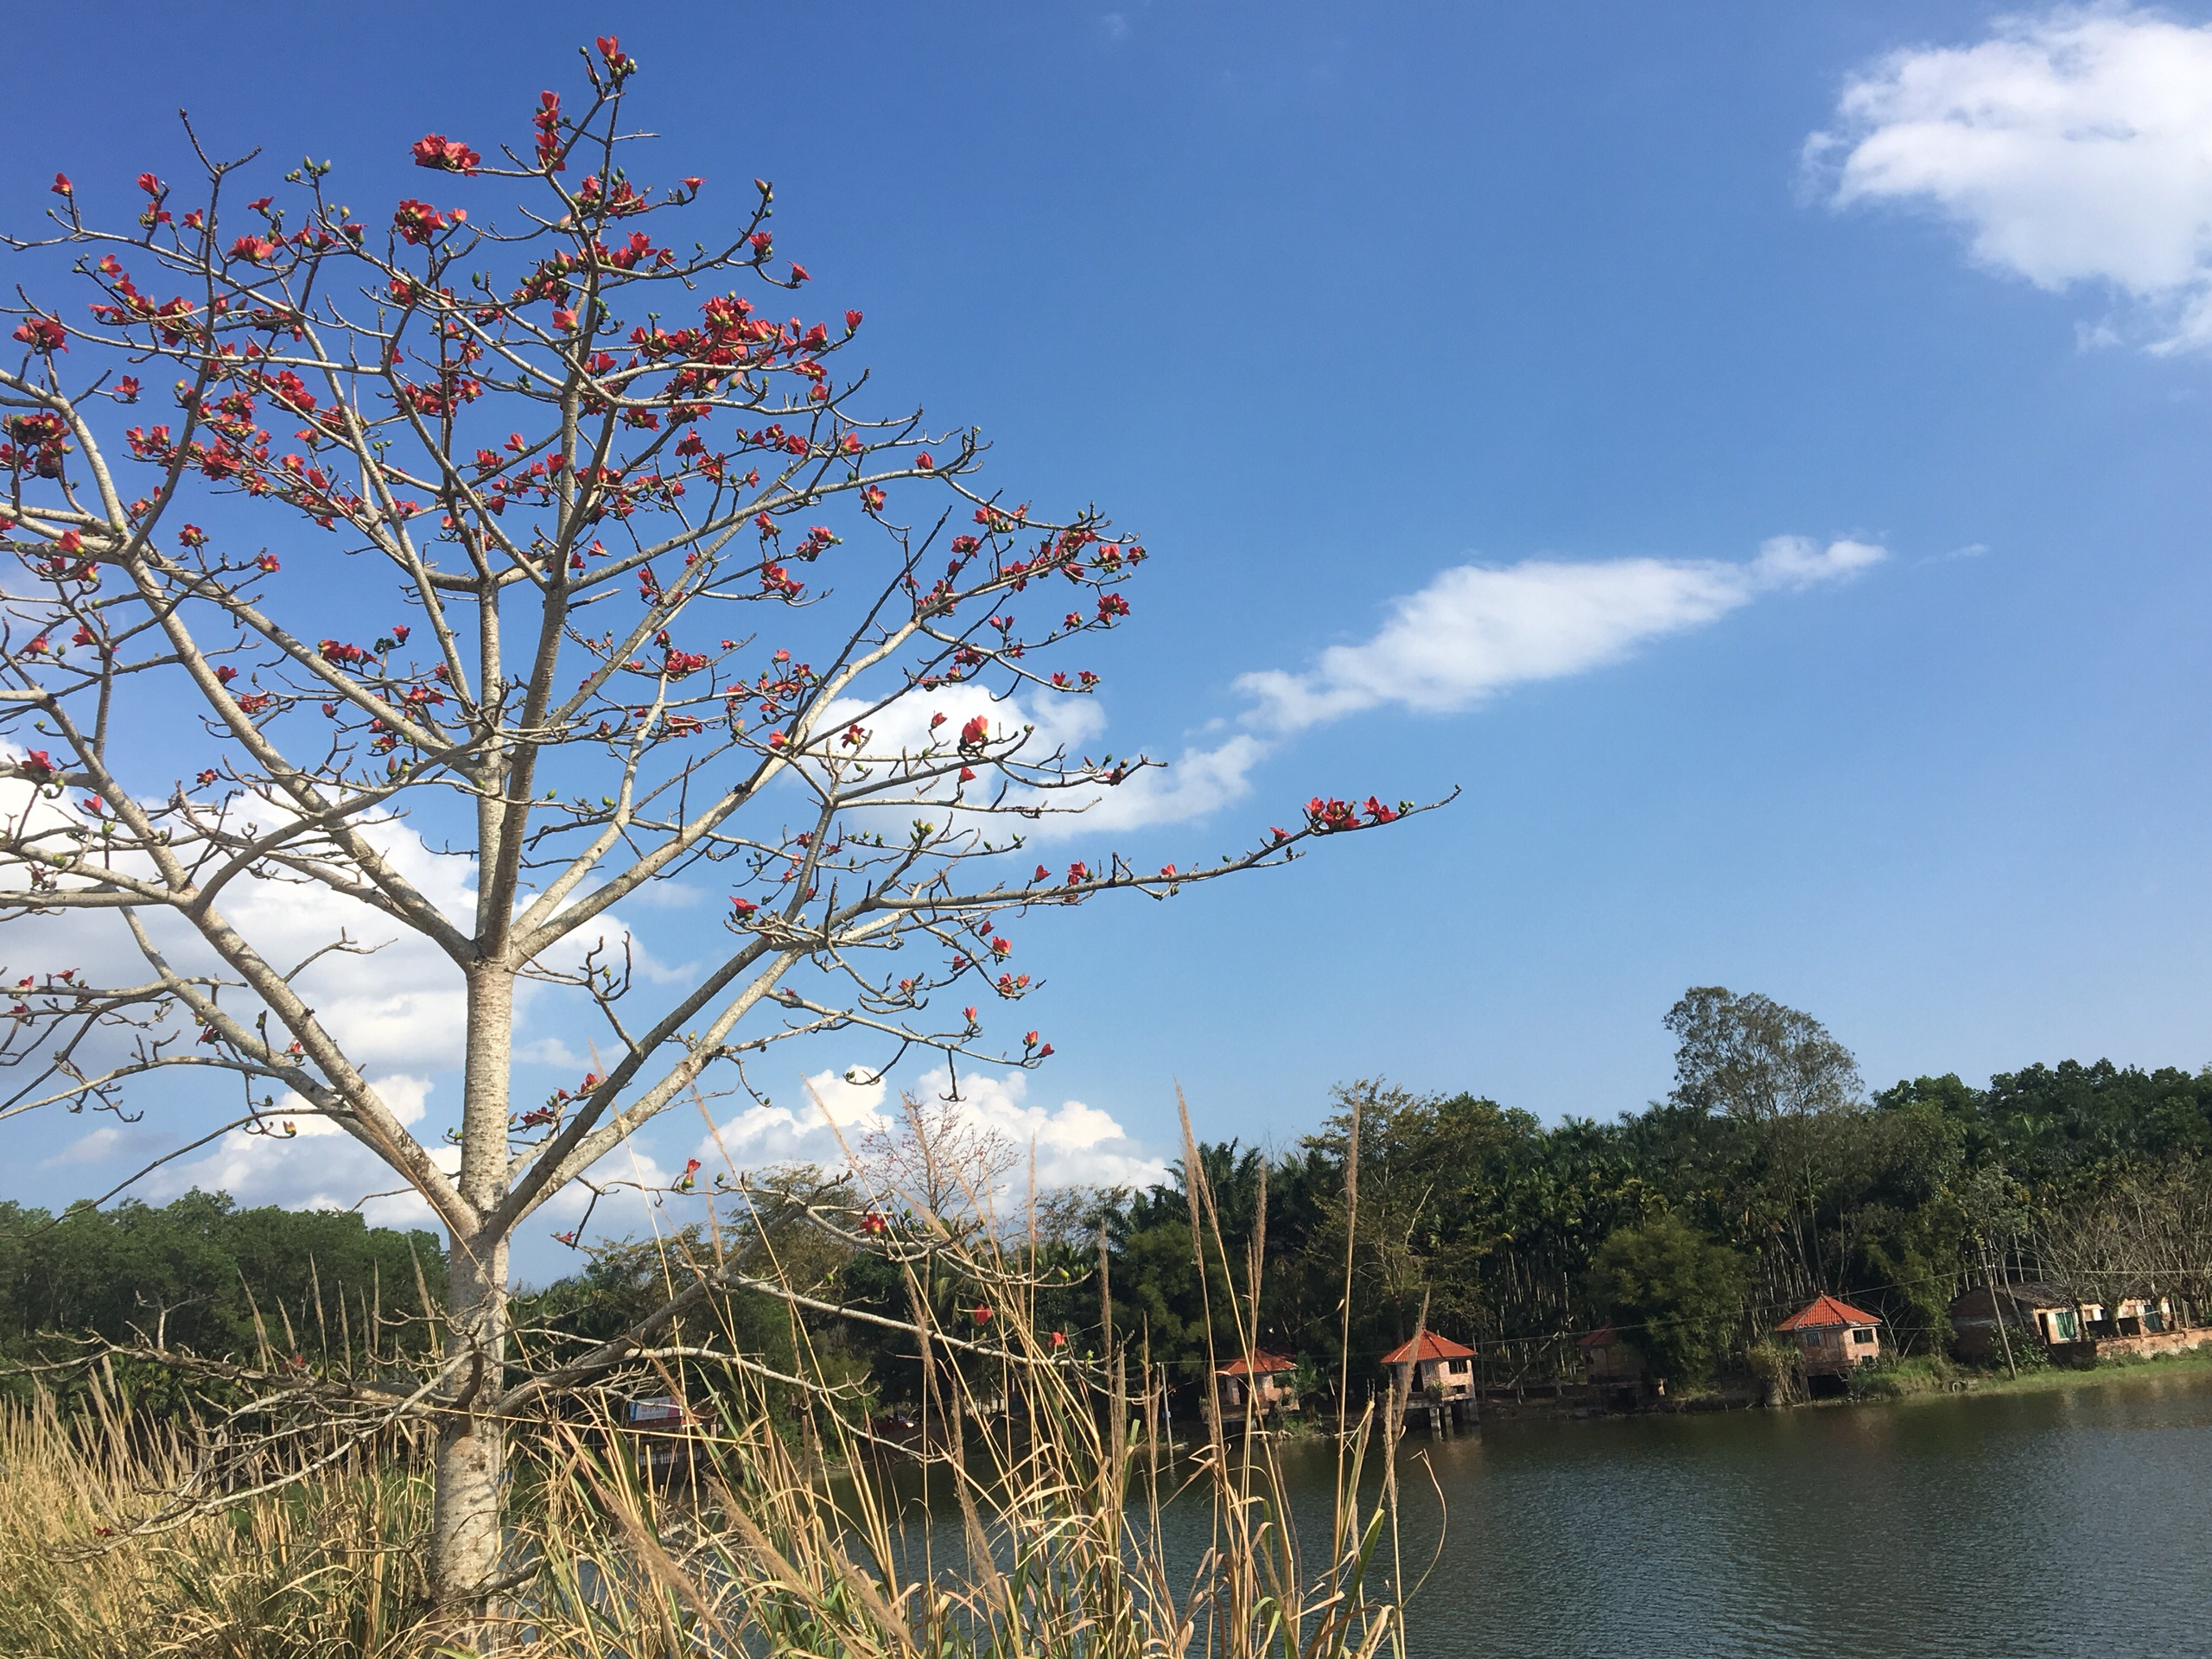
0;770;475;1079
42;1125;124;1168
1813;6;2212;349
146;1072;442;1218
1237;537;1884;733
758;536;1880;841
689;1065;1167;1194
943;1067;1169;1190
1056;732;1272;834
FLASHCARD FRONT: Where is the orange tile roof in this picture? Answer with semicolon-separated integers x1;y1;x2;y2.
1777;1294;1881;1332
1379;1332;1477;1365
1577;1324;1619;1350
1217;1350;1297;1377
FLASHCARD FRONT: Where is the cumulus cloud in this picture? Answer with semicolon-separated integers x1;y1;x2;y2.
1813;6;2212;349
137;1067;677;1241
145;1072;446;1222
690;1065;1168;1194
1236;537;1885;733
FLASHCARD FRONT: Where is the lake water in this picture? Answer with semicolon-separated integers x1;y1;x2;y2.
1270;1373;2212;1657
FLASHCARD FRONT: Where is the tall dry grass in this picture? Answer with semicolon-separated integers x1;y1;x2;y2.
1;1103;1414;1657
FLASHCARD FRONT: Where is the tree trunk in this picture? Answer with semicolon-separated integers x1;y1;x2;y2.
432;1230;512;1618
431;963;518;1631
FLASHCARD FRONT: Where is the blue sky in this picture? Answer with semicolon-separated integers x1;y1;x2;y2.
9;3;2212;1260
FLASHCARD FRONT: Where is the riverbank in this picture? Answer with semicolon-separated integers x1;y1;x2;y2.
1337;1342;2212;1436
1859;1341;2212;1404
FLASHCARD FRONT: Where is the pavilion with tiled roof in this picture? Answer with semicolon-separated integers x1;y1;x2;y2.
1213;1349;1300;1416
1777;1294;1883;1375
1379;1331;1478;1412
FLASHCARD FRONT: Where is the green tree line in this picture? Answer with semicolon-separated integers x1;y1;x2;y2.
12;988;2212;1411
1086;988;2212;1397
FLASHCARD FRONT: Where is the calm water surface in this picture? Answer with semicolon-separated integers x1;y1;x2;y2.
1271;1373;2212;1657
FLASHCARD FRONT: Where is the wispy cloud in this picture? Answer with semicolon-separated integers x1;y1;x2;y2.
1811;5;2212;351
1033;536;1884;833
42;1125;124;1168
1238;537;1883;733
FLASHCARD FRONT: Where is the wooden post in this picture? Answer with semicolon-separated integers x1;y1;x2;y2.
1984;1246;2017;1380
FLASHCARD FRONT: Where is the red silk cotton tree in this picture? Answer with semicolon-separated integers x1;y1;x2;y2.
0;41;1421;1610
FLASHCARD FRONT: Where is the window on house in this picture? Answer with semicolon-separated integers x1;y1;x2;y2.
2054;1310;2078;1341
1853;1329;1875;1344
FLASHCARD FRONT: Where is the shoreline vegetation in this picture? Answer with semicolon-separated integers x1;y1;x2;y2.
7;1347;2210;1657
9;988;2210;1651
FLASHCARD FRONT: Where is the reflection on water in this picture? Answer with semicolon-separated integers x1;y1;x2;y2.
842;1373;2212;1655
1272;1371;2212;1658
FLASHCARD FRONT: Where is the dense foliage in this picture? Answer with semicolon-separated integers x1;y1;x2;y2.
1081;989;2212;1398
13;988;2210;1412
0;1191;442;1370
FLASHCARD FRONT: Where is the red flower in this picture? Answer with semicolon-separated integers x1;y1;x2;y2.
958;715;989;750
410;134;482;175
391;200;454;245
50;173;72;197
862;1211;887;1235
973;1304;993;1324
534;92;566;171
229;235;277;264
11;315;66;353
1048;1330;1067;1349
1306;797;1362;834
788;263;810;283
19;751;55;781
1066;861;1090;885
1033;865;1050;883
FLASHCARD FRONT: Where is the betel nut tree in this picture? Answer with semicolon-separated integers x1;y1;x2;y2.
0;39;1423;1610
